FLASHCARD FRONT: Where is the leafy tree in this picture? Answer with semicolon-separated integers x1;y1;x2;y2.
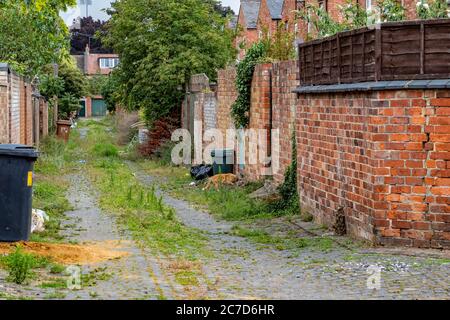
58;93;81;120
70;17;113;54
101;72;120;113
103;0;235;123
260;23;295;62
0;0;76;76
40;56;87;101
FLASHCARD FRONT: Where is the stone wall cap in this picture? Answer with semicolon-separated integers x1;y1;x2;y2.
294;79;450;94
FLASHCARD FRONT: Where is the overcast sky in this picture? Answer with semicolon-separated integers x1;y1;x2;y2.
61;0;241;25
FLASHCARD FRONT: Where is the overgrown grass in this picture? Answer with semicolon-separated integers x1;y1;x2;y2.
32;135;74;242
0;246;51;284
138;160;291;221
230;225;335;252
76;119;207;260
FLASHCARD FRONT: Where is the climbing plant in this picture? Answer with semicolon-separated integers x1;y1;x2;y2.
417;0;448;19
377;0;406;22
275;130;300;215
231;42;267;128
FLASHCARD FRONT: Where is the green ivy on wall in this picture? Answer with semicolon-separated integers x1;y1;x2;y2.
231;42;267;128
276;130;300;214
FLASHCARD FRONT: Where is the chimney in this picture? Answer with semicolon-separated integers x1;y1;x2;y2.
84;44;90;75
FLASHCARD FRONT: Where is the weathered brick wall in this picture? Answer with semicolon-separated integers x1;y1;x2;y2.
25;83;33;145
371;90;450;248
0;84;8;144
0;66;46;146
296;89;450;248
297;92;376;241
216;68;237;139
203;93;217;132
19;77;26;144
272;60;299;184
40;98;48;138
9;72;21;144
241;63;273;180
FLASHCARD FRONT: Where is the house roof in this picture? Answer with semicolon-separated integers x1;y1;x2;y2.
241;0;261;29
267;0;284;20
228;15;238;29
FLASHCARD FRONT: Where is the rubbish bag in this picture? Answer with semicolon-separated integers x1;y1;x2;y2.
31;209;49;233
190;165;214;181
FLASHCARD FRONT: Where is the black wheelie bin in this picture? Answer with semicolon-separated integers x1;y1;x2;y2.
0;144;39;241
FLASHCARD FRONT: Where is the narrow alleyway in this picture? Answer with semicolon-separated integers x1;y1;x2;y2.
1;123;449;300
125;162;450;299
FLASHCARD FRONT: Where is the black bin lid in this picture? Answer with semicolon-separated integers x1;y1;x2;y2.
0;144;39;159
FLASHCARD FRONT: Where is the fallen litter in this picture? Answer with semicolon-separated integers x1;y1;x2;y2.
31;209;49;233
0;240;130;265
190;165;213;181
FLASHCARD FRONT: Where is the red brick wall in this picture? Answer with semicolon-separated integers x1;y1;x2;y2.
0;83;8;144
216;68;237;139
282;0;307;41
215;62;299;183
25;83;33;145
296;89;450;248
272;60;299;184
19;77;26;144
241;63;273;180
236;6;259;61
257;0;280;38
402;0;418;20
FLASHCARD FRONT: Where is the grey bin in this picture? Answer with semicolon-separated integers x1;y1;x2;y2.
0;144;39;242
211;149;234;175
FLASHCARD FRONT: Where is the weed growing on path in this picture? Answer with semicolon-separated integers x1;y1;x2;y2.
0;246;50;284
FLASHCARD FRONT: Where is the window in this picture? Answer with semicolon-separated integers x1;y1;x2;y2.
99;58;119;69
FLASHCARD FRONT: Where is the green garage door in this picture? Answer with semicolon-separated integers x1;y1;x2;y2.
92;99;107;117
79;100;86;117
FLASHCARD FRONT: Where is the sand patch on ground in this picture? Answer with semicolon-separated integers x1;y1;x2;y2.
0;240;130;265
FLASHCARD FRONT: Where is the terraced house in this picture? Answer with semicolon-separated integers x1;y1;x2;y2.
73;45;119;118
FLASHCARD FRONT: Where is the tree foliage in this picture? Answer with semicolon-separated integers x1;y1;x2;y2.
39;56;87;119
101;72;121;113
70;17;112;55
103;0;235;123
0;0;76;76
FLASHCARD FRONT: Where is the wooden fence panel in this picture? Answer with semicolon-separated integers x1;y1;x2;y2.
298;19;450;86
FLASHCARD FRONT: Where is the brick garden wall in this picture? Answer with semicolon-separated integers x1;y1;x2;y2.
187;59;450;248
0;65;48;146
0;84;8;144
296;89;450;248
272;60;299;184
241;63;273;180
216;67;237;138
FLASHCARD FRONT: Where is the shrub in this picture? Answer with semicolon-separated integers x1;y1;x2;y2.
377;0;406;22
3;247;37;284
417;0;448;19
93;143;119;157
